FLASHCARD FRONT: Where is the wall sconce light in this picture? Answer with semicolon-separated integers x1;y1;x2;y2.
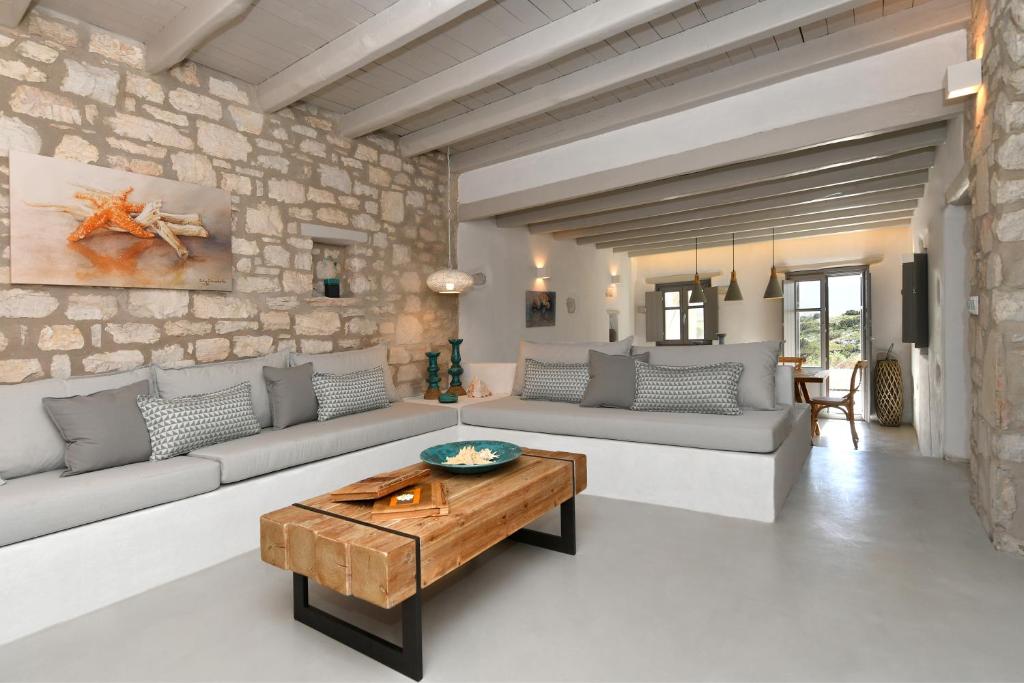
945;59;981;100
609;274;621;284
536;265;550;279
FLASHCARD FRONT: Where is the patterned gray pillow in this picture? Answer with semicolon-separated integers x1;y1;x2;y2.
312;366;390;421
521;358;590;403
632;361;744;415
138;382;261;460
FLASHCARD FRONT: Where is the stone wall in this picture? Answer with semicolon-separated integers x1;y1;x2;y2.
966;0;1024;554
0;10;457;395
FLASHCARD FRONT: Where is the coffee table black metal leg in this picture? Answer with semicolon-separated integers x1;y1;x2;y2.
510;496;576;555
292;573;423;681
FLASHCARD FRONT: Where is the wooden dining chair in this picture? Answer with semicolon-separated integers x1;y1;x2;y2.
778;356;805;372
809;360;869;448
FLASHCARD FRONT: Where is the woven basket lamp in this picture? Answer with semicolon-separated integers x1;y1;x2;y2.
874;351;903;427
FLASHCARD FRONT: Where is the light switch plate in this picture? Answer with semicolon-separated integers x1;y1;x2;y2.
967;295;979;315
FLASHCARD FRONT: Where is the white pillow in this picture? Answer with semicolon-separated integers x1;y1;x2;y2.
512;337;633;395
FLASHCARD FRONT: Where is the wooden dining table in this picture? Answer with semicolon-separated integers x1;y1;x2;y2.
794;369;830;403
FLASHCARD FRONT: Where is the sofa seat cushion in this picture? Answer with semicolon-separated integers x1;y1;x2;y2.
461;397;794;453
189;402;458;484
0;457;220;547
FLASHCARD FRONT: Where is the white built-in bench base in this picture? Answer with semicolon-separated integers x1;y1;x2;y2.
462;404;811;523
0;426;458;647
0;364;812;646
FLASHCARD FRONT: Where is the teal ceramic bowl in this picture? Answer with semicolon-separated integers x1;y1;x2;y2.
420;440;522;474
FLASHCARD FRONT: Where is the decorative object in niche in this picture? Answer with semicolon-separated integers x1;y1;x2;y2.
566;297;576;314
424;351;442;400
10;152;231;291
466;377;491;398
323;278;340;298
526;291;556;327
447;338;466;396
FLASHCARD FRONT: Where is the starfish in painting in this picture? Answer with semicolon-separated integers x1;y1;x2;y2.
67;187;154;242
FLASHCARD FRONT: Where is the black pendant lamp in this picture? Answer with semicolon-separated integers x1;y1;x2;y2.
763;228;784;299
725;233;744;301
690;237;706;304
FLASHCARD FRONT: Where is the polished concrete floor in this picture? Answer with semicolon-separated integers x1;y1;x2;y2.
2;424;1023;682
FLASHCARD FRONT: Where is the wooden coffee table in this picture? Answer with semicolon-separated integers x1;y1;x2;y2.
260;448;586;680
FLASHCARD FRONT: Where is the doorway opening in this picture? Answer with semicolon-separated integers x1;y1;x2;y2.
783;267;871;419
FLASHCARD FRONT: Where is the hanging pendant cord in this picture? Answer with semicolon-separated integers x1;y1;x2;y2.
446;147;453;269
732;233;735;268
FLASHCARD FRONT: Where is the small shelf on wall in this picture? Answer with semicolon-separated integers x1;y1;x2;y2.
300;223;369;247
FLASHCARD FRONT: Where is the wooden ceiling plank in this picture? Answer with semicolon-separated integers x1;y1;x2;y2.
596;201;920;248
143;0;255;72
551;169;929;238
576;186;924;244
451;0;968;170
336;0;699;139
625;219;912;256
256;0;490;112
400;0;866;156
499;124;943;227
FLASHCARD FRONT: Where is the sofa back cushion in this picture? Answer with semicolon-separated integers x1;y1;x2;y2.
634;341;781;410
292;345;399;402
0;367;153;480
153;352;287;429
513;337;632;395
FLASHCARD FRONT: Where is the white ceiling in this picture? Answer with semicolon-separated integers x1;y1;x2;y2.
33;0;936;159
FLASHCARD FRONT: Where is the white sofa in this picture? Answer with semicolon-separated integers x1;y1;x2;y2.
461;361;809;524
0;346;810;646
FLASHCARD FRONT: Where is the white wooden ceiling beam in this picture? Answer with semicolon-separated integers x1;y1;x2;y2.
256;0;490;113
597;201;920;249
625;219;914;256
458;31;965;221
145;0;255;73
400;0;865;157
452;0;969;171
501;124;944;227
336;0;699;140
580;188;924;246
553;169;930;240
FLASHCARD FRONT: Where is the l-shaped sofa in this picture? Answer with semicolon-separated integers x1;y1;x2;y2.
0;340;810;645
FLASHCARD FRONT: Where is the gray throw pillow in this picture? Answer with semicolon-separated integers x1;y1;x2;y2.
521;359;590;403
138;382;261;460
312;366;390;421
42;380;153;476
632;361;744;415
263;363;317;429
580;350;650;409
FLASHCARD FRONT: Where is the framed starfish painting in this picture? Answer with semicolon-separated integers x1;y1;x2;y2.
9;152;233;291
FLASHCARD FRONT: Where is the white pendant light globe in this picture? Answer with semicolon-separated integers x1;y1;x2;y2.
427;268;474;294
427;147;473;295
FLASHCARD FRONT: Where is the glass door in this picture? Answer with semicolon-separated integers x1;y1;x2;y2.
783;267;871;418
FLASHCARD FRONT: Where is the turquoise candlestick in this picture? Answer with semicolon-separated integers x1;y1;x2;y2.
447;338;466;396
424;351;441;400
